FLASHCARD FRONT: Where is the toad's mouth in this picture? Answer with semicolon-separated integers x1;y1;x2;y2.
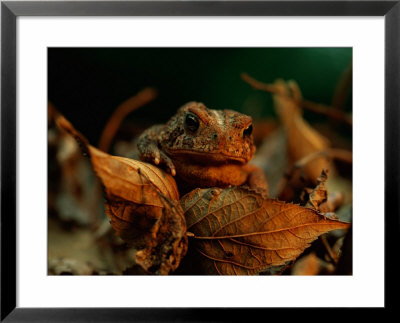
166;149;249;164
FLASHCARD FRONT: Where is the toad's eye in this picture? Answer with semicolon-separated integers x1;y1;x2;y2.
243;124;253;137
185;113;200;132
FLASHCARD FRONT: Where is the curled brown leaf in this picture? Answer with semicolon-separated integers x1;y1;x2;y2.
272;79;332;183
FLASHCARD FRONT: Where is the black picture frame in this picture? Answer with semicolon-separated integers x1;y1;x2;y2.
1;1;398;321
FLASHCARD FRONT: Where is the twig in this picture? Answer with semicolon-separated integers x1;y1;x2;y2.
241;73;352;126
98;87;157;153
321;234;339;265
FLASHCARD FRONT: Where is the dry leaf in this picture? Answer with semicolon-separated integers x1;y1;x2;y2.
305;170;345;214
273;79;332;183
305;169;329;211
55;111;188;275
89;147;179;202
290;252;334;275
90;148;188;274
181;186;349;275
251;127;288;198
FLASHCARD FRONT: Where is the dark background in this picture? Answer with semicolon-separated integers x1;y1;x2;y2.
48;48;352;145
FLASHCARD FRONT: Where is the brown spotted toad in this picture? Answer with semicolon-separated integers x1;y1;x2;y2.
138;102;268;195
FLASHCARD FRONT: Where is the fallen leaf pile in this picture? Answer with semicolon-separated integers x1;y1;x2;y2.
49;74;352;275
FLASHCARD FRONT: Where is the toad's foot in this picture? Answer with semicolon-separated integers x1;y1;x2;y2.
139;144;176;176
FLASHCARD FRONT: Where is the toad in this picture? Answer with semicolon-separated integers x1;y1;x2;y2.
138;102;268;196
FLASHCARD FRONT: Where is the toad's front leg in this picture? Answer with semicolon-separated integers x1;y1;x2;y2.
137;125;176;176
243;164;269;197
